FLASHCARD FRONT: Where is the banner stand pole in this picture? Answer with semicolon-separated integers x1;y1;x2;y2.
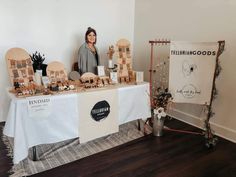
204;40;225;148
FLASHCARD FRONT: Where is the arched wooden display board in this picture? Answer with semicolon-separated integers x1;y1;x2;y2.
46;61;68;83
5;47;35;86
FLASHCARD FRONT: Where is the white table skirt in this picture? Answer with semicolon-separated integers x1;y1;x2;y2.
3;82;151;164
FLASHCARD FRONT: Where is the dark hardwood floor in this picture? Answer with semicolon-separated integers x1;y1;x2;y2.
0;119;235;177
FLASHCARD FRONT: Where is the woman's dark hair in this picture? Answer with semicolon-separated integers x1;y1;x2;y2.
85;27;97;44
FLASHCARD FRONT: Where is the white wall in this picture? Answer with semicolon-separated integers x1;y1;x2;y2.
0;0;135;122
134;0;236;142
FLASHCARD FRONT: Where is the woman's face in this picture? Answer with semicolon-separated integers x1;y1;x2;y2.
87;32;96;44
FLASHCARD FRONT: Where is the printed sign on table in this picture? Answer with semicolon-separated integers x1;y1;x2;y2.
27;96;52;118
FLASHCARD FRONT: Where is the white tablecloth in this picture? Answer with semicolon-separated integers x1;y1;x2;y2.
3;82;151;164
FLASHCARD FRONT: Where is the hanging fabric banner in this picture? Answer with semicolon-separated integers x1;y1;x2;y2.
169;41;218;105
78;88;118;143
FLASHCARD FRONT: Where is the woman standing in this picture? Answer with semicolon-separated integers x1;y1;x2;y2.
78;27;99;75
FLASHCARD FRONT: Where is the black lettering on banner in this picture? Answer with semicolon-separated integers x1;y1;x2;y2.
171;50;216;56
207;51;212;55
171;49;216;56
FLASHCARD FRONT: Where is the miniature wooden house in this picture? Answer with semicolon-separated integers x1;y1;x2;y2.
80;72;112;88
80;72;99;88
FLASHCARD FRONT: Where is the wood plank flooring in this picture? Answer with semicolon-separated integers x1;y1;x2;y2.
0;119;235;177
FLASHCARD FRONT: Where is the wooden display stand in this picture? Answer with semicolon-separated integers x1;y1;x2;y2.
46;61;68;83
116;39;135;83
5;48;35;86
149;39;170;105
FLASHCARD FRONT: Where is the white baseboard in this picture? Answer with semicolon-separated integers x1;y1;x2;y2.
168;108;236;143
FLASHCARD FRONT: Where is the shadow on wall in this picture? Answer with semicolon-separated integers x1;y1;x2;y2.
71;33;84;70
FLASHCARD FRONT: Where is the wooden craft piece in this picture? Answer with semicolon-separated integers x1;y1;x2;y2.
116;39;133;83
80;72;99;88
107;45;115;60
80;72;97;81
107;45;115;68
46;61;68;83
68;71;80;81
5;47;35;86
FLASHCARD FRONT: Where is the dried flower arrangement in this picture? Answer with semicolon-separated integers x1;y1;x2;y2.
143;86;173;135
